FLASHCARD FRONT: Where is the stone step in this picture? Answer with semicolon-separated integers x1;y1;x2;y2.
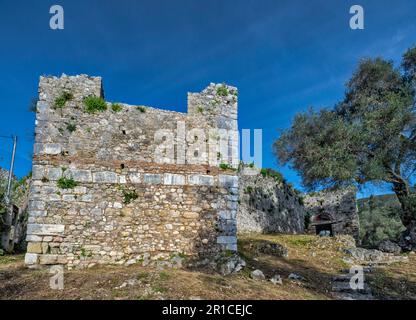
333;292;374;300
331;281;372;294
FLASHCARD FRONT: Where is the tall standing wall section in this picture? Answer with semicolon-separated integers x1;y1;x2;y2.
25;75;239;269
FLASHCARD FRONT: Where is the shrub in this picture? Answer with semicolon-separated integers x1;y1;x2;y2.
83;96;107;113
358;195;405;248
216;85;228;97
66;123;76;133
111;103;123;112
54;92;73;109
136;106;146;113
57;177;77;189
219;163;235;171
123;190;138;204
260;168;284;183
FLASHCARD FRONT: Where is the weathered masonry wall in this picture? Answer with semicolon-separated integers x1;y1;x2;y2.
25;74;239;268
304;188;360;240
237;166;305;234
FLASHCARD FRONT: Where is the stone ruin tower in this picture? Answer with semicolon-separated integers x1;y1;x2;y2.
25;74;239;268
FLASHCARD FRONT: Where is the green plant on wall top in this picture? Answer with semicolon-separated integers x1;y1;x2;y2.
260;168;284;184
216;85;228;97
83;96;107;113
219;163;235;171
136;105;146;113
54;92;73;109
57;177;77;189
111;103;123;112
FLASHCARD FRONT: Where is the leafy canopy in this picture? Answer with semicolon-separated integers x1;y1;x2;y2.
274;47;416;191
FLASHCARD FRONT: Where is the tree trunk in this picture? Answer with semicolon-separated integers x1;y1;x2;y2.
393;180;416;251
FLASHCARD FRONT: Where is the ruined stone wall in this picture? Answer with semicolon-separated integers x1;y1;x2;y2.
303;188;360;240
237;166;305;234
25;75;239;268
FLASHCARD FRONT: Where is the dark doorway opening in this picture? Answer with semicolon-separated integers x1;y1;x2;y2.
315;223;333;236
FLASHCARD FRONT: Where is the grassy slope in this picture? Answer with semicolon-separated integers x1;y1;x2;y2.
1;234;415;300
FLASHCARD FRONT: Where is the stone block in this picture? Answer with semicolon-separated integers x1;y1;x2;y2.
129;173;141;183
26;235;42;242
34;143;62;155
163;173;185;185
188;174;214;186
24;253;39;265
28;210;47;217
32;165;45;180
28;200;45;211
39;254;62;265
69;169;93;183
27;242;43;254
46;167;62;181
217;236;237;245
93;171;118;183
143;174;162;184
27;224;65;236
219;175;238;188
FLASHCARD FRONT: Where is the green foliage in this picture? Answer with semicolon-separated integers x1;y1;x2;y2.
274;46;416;227
54;92;73;109
136;106;146;113
83;96;107;113
219;163;235;171
216;85;228;97
260;168;284;183
57;177;77;189
66;123;76;133
197;106;204;113
123;190;138;204
358;194;405;248
111;103;123;112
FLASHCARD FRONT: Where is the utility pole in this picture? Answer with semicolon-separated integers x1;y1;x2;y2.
1;135;18;252
5;135;17;204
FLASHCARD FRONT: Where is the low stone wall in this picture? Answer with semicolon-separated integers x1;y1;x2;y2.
237;167;305;234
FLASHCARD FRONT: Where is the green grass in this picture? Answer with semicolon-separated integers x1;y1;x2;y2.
57;177;77;189
288;238;313;247
54;92;73;109
83;96;107;113
159;271;170;281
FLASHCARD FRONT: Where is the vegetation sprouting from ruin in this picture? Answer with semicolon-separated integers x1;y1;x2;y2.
54;91;73;109
83;96;107;113
57;177;77;189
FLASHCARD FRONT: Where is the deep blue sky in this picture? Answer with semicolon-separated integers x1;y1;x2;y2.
0;0;415;198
